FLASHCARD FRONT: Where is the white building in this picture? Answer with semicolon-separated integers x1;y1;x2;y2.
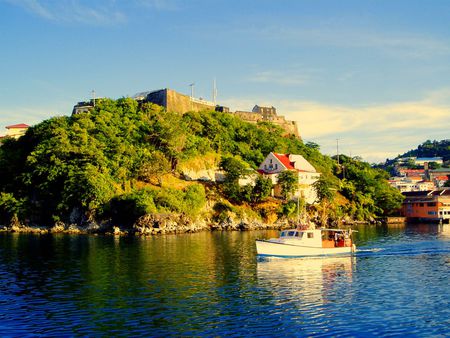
389;176;436;192
258;152;320;204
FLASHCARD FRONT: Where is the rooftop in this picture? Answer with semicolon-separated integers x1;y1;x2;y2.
6;123;29;129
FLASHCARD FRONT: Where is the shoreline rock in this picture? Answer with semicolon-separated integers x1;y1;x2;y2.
0;212;373;237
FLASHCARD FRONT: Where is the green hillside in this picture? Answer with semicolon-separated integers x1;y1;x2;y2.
0;98;403;230
401;139;450;162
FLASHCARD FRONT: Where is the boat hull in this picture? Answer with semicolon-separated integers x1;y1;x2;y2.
256;239;354;258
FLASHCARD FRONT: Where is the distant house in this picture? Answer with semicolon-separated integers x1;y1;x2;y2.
396;168;425;178
258;152;320;204
401;189;450;223
434;175;450;188
428;168;450;180
389;175;436;192
0;123;29;140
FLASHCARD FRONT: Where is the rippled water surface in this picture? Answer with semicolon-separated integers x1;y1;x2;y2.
0;224;449;336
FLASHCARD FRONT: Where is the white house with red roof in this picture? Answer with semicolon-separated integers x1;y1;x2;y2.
258;152;321;203
0;123;30;140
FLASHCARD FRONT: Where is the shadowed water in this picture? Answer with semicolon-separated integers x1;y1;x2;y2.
0;223;449;336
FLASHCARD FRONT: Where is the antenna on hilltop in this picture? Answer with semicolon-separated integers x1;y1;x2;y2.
212;78;217;105
189;83;195;98
91;89;96;107
336;138;340;165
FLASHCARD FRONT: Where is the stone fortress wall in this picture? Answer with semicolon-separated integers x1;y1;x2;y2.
233;105;299;138
142;89;216;114
73;88;300;138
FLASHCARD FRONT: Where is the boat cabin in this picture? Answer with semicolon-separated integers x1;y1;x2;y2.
279;229;353;248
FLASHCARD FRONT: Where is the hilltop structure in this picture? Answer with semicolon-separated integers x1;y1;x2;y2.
134;88;217;114
234;105;299;138
72;88;300;138
138;88;300;138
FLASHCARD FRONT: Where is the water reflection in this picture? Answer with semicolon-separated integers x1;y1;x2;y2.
0;225;449;336
439;224;450;238
257;257;355;306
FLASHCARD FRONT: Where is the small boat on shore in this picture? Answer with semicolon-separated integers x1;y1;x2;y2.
256;227;356;258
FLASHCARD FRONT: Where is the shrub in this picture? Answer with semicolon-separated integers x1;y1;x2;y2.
0;193;24;224
108;189;157;226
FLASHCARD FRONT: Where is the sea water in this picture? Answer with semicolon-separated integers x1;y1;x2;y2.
0;223;449;336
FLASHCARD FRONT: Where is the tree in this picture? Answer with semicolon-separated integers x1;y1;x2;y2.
220;155;249;183
277;170;298;200
219;155;249;202
252;176;273;202
428;161;442;170
138;150;171;186
313;176;334;202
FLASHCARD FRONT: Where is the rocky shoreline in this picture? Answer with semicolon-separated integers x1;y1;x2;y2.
0;213;288;236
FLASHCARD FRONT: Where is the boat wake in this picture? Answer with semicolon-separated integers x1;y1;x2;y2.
356;248;383;253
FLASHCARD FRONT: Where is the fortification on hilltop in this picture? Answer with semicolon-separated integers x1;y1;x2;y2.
136;88;300;138
233;105;299;138
134;88;217;114
72;88;300;138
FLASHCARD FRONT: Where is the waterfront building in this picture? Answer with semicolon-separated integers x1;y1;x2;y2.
401;189;450;223
258;152;320;204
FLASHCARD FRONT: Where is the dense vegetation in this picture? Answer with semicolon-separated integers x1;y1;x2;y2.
0;98;403;228
380;139;450;170
401;139;450;162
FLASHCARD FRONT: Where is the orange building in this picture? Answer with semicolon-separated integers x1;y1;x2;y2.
402;189;450;223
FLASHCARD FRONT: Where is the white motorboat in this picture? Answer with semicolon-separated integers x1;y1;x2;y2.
256;227;356;258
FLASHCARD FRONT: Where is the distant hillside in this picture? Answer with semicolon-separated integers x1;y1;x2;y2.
378;139;450;171
401;139;450;162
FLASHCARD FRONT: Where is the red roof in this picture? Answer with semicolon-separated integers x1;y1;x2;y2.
6;123;29;129
273;153;295;170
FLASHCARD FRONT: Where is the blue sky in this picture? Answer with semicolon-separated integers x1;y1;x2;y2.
1;0;450;162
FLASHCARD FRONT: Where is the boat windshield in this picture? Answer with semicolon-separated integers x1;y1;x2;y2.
281;231;302;238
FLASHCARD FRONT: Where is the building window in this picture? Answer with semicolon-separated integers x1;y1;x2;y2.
275;164;278;169
307;233;314;239
270;159;273;164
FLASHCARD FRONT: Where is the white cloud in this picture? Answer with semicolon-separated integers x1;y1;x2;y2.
222;89;450;163
243;25;450;59
0;104;70;135
134;0;180;10
247;70;310;86
4;0;127;25
6;0;53;19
